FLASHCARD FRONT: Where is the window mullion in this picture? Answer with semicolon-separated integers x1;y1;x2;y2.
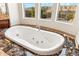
54;3;59;21
37;3;40;20
51;3;58;21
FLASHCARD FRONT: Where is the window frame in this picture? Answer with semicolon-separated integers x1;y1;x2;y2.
22;3;37;20
22;3;57;21
21;3;77;25
55;3;77;25
39;3;54;21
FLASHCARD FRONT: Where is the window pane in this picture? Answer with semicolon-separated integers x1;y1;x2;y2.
40;3;52;19
0;3;9;20
23;3;35;18
57;3;78;23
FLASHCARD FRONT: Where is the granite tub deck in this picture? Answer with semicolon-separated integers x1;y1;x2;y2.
0;29;79;56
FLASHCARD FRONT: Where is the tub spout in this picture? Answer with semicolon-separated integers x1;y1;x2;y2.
36;25;41;31
38;26;40;31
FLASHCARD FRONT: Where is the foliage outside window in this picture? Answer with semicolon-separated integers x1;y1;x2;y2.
57;3;77;23
40;3;52;19
23;3;35;18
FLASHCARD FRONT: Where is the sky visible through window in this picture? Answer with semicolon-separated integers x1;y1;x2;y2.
23;3;79;8
23;3;35;8
40;3;53;6
23;3;53;8
60;3;78;6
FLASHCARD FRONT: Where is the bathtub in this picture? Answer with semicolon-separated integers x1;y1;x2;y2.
5;25;65;55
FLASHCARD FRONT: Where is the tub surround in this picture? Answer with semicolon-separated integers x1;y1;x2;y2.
0;29;77;56
0;24;77;56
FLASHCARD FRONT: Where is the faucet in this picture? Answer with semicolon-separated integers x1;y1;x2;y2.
36;25;41;31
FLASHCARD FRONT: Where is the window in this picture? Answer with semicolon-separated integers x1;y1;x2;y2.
57;3;77;23
22;3;78;24
0;3;9;20
23;3;35;18
40;3;53;19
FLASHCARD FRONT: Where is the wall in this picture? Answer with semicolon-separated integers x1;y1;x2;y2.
8;3;20;26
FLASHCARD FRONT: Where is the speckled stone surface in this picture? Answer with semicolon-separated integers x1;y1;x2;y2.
0;29;78;56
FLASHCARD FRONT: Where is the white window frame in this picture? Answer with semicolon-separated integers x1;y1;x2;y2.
21;3;77;25
22;3;37;20
39;3;57;21
40;3;53;20
55;3;77;25
22;3;57;21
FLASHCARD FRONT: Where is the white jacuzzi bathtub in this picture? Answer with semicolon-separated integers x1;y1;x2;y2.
5;25;65;55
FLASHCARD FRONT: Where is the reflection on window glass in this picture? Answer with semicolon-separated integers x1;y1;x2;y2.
40;3;52;19
57;3;77;23
23;3;35;18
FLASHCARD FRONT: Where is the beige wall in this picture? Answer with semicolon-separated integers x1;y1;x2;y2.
8;3;79;36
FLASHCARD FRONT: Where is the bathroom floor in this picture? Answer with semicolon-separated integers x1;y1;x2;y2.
0;29;79;56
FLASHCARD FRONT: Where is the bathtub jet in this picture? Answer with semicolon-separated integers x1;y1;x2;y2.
5;25;65;55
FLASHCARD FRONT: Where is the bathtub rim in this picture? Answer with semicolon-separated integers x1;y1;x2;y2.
5;36;64;55
5;25;65;55
6;25;65;38
5;33;64;52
